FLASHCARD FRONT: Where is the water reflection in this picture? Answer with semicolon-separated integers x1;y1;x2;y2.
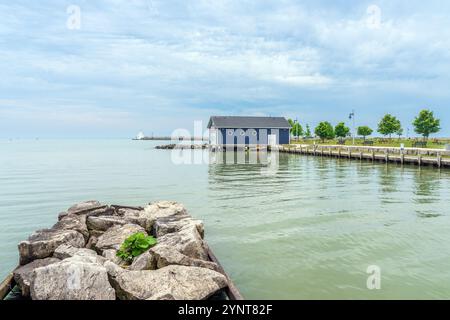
412;168;441;200
204;149;450;299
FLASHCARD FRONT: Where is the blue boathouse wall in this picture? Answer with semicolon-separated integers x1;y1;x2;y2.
217;128;290;145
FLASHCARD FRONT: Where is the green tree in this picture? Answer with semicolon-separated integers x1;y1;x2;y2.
288;119;304;140
396;127;404;140
357;126;373;141
335;122;350;142
305;124;312;138
413;109;441;140
292;122;304;139
315;122;335;142
378;114;401;138
288;119;295;136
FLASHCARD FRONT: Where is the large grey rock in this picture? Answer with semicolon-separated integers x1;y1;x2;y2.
106;263;228;300
58;201;108;220
150;245;218;271
102;249;126;266
53;244;98;260
13;257;60;297
139;201;188;231
157;224;208;260
85;236;98;250
18;229;85;265
68;200;106;215
119;208;150;230
95;224;146;253
53;214;89;240
86;215;127;232
129;250;156;271
30;255;116;300
154;216;204;238
85;207;115;217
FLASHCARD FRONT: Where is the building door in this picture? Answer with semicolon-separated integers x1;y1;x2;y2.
268;134;277;146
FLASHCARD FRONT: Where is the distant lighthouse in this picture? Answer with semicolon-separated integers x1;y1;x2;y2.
136;131;145;140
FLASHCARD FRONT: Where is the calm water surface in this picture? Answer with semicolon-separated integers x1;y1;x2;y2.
1;139;450;299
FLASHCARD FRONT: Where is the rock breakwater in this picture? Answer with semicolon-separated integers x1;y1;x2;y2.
13;200;230;300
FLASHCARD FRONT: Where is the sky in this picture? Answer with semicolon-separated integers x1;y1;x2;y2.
0;0;449;138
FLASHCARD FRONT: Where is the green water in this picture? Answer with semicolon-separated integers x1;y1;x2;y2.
1;139;450;299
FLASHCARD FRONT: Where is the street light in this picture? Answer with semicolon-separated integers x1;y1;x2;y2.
349;110;355;145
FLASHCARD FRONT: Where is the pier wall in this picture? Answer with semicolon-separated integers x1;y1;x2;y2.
274;145;450;168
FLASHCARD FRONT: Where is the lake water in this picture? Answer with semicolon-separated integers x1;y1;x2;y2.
1;139;450;299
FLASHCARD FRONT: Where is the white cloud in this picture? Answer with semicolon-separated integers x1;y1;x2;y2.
1;0;450;137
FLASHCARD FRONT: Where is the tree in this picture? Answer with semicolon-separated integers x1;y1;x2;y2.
378;114;401;138
396;127;404;140
413;109;441;140
335;122;350;142
305;124;312;138
315;122;335;142
288;119;295;136
292;122;304;139
288;119;304;140
357;126;373;141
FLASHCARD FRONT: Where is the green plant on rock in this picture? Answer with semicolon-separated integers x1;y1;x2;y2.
116;232;157;263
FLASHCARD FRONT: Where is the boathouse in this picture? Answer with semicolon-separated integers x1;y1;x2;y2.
207;116;291;146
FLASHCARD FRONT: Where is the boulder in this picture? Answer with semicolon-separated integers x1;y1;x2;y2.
139;201;188;231
102;249;125;266
85;207;115;217
86;208;148;233
18;229;85;265
52;213;89;240
86;215;127;232
112;205;144;212
13;257;60;297
129;250;156;271
157;225;208;260
30;255;116;300
67;200;106;215
95;224;146;253
89;230;105;238
58;201;108;220
119;208;150;230
154;216;204;238
85;236;98;250
53;244;98;260
150;245;218;271
106;263;228;300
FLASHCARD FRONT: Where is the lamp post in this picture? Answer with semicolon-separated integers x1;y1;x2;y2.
349;110;355;145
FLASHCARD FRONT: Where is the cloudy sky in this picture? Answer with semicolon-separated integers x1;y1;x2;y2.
0;0;449;138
